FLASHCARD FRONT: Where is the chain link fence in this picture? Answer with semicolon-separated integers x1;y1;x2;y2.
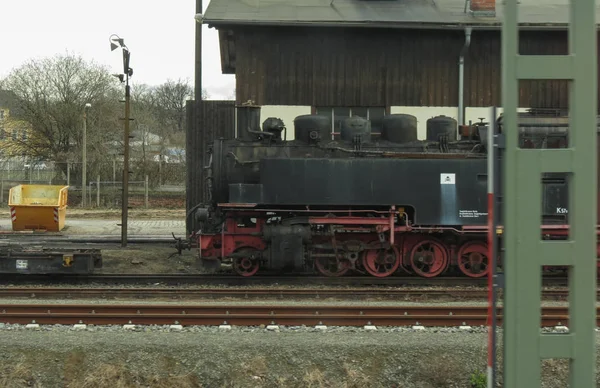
0;158;185;209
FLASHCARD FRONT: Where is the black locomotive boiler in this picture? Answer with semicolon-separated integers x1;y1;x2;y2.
185;105;578;278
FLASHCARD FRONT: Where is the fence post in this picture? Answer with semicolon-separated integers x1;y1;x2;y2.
97;175;100;208
145;175;149;209
0;180;3;204
67;163;70;186
113;159;116;182
158;159;162;186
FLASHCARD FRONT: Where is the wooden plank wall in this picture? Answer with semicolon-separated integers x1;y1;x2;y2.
234;26;581;109
185;99;235;233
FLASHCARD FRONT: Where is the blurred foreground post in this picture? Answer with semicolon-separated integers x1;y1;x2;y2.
502;0;597;386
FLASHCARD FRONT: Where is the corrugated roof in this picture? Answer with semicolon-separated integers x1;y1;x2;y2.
203;0;599;29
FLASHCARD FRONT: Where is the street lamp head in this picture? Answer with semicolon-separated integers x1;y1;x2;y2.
109;34;126;51
85;103;91;109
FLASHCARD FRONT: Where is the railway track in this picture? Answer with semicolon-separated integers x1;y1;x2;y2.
0;304;585;327
0;287;580;301
0;274;571;287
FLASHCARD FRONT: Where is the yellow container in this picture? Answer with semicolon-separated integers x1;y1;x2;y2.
8;184;69;232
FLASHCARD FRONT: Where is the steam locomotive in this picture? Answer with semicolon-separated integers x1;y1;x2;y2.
183;104;583;278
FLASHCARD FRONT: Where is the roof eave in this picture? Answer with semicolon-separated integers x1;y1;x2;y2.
204;19;578;31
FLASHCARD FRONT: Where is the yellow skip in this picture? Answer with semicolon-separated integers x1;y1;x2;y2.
62;255;74;267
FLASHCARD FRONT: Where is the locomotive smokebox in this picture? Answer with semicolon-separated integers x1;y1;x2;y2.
236;103;261;141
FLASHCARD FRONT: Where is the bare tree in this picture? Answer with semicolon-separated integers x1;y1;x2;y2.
0;53;121;180
152;78;209;133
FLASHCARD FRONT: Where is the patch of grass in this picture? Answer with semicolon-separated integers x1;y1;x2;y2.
67;363;202;388
469;369;487;388
239;355;268;380
0;360;37;388
342;362;371;388
302;367;327;388
414;352;463;387
299;364;373;388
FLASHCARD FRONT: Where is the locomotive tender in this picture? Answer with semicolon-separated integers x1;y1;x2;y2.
186;104;579;278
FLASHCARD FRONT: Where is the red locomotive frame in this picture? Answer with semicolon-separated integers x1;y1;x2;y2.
190;204;600;278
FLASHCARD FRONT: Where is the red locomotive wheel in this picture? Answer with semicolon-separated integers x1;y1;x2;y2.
314;249;350;277
409;239;449;278
362;246;401;278
232;248;260;277
457;241;489;278
315;257;350;277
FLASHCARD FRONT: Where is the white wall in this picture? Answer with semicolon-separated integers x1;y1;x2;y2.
390;106;530;140
260;105;311;141
247;105;531;141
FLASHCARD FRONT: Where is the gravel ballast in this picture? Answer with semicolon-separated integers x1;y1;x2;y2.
0;328;597;387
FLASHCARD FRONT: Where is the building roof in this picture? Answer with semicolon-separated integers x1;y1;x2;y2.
204;0;595;74
203;0;594;30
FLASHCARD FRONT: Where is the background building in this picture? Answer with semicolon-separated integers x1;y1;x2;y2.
0;90;32;158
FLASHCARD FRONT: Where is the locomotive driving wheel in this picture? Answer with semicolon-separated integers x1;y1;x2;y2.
362;245;401;278
232;247;260;277
409;239;449;278
457;241;489;278
313;249;350;277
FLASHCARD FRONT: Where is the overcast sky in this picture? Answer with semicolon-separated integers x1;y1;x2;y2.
0;0;235;100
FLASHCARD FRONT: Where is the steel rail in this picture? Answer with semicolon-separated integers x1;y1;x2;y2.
0;274;571;287
0;304;584;327
0;287;581;301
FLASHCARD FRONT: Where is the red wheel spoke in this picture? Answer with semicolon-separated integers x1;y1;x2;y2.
457;241;489;278
362;245;400;278
232;248;260;277
314;249;349;277
409;239;448;278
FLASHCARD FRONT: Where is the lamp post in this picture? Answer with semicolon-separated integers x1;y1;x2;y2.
110;34;133;247
81;103;91;207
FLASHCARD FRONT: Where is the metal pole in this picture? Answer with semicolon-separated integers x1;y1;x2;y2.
195;0;203;99
122;77;131;247
158;159;162;187
144;174;149;209
97;175;100;207
67;163;70;186
82;105;89;207
486;107;499;388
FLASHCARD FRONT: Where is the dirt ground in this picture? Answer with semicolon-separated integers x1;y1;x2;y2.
99;246;201;274
1;207;193;274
